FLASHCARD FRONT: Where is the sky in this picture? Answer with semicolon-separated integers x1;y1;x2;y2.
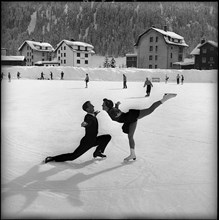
1;67;217;219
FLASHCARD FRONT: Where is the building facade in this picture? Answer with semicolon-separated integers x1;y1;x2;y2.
18;40;55;66
190;40;218;70
54;40;95;67
134;26;188;69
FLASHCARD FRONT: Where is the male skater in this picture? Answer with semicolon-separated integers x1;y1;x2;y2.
45;101;111;163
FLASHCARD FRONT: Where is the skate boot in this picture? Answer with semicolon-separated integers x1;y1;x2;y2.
161;93;177;103
93;151;107;158
44;156;54;163
124;149;136;162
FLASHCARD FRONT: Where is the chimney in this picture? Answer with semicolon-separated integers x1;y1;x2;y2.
164;25;167;32
201;38;205;44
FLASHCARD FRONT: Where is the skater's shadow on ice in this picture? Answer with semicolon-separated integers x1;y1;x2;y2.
126;96;146;99
2;161;124;215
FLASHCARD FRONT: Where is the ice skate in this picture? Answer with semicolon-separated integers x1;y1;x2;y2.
124;149;136;162
44;156;54;163
124;154;136;162
93;151;107;158
161;93;177;103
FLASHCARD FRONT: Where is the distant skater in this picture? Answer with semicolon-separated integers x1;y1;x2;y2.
177;74;180;84
44;101;112;163
8;72;11;82
102;93;177;161
123;74;127;89
50;71;53;80
143;77;153;97
40;72;45;80
17;72;21;79
61;71;64;80
181;75;184;84
85;73;89;88
165;75;169;83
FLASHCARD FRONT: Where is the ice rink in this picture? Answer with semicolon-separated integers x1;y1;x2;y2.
1;79;217;219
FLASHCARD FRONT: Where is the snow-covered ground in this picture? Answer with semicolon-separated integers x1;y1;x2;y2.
1;67;217;219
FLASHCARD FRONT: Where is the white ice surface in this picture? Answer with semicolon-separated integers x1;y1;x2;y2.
1;78;217;219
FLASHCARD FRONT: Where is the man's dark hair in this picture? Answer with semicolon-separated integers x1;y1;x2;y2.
82;101;90;112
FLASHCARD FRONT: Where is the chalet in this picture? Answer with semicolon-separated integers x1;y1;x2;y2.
54;39;95;67
18;40;55;66
134;26;188;69
1;55;26;66
190;39;218;70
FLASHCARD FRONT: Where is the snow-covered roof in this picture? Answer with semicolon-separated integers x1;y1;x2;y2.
18;40;54;52
173;58;194;66
55;39;94;52
198;40;218;48
190;40;218;56
1;55;26;61
135;27;188;47
126;53;137;57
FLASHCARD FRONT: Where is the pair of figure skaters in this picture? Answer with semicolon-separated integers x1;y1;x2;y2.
45;93;176;163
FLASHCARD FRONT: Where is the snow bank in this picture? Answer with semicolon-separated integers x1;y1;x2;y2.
2;66;217;83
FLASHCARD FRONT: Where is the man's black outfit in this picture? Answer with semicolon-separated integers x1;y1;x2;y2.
45;113;111;163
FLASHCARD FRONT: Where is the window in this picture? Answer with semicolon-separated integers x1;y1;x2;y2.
64;60;66;64
155;46;158;52
149;55;153;60
85;47;87;51
202;57;206;63
170;62;172;67
85;60;88;64
77;60;80;64
149;46;153;52
64;46;66;50
178;54;182;61
32;55;33;59
170;53;172;58
61;53;62;57
42;52;44;57
179;47;183;53
77;53;80;57
58;57;60;60
210;57;214;62
155;55;158;61
150;37;153;42
78;46;80;51
27;52;29;56
64;53;66;57
85;53;88;58
155;65;157;69
202;48;207;53
156;36;158;42
149;65;152;69
58;50;60;54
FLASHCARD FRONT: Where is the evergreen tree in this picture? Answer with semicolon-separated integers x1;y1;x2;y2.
103;56;110;68
110;57;116;68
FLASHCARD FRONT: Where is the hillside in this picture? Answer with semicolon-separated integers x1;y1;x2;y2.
1;2;218;57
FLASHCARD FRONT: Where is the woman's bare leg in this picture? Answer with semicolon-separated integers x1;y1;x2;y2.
138;93;177;120
124;122;137;161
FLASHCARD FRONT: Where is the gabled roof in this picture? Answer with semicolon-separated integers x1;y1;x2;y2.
1;55;26;61
190;40;218;55
198;40;218;48
54;40;94;53
18;40;54;52
134;27;188;47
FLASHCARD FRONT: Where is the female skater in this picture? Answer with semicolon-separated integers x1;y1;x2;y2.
102;93;176;161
